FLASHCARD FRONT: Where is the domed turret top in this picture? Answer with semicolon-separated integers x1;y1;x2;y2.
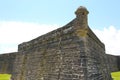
75;6;89;16
78;6;87;10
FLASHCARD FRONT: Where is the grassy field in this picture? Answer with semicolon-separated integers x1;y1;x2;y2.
0;74;11;80
111;71;120;80
0;72;120;80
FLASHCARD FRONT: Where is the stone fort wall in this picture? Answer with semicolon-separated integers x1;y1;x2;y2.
0;6;120;80
0;52;17;74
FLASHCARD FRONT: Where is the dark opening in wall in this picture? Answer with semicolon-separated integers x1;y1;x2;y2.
82;12;85;15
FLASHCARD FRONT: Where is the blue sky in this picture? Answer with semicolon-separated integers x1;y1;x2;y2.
0;0;120;55
0;0;120;29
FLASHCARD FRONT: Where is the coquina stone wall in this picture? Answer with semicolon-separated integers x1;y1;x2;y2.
107;55;120;72
0;6;120;80
0;52;17;74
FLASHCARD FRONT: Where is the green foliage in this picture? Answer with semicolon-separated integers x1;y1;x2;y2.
0;74;11;80
111;71;120;80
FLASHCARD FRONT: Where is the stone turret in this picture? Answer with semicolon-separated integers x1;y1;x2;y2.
75;6;89;29
74;6;89;37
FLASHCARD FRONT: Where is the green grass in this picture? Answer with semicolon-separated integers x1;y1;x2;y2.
0;72;120;80
111;71;120;80
0;74;11;80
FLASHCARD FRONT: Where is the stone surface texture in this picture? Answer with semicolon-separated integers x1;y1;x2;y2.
0;6;120;80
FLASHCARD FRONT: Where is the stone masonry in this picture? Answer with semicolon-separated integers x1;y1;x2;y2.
0;6;120;80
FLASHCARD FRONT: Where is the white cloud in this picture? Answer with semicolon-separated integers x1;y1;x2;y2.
0;21;60;53
93;26;120;55
0;22;120;56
